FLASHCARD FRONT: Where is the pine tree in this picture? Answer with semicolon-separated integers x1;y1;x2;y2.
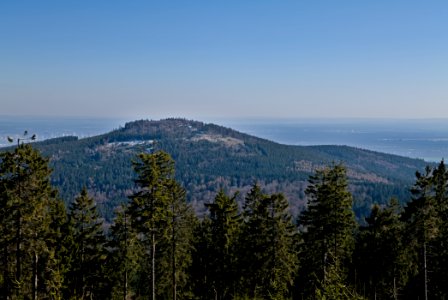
402;162;448;299
238;184;267;297
354;199;408;299
108;206;144;300
0;143;62;299
428;161;448;298
45;197;69;300
128;151;173;299
297;164;357;298
127;150;197;299
66;187;108;299
315;263;365;300
402;166;439;299
239;184;298;299
164;180;196;300
190;217;213;299
196;190;241;300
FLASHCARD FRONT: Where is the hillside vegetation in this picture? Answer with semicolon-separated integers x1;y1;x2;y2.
23;118;429;221
0;141;446;299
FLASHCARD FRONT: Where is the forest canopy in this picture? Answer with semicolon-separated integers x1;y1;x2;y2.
0;142;446;299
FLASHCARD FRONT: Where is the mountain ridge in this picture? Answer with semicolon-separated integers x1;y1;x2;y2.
6;118;430;220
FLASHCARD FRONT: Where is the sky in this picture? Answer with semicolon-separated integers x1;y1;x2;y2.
1;1;447;120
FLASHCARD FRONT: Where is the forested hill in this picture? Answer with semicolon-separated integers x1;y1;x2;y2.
24;118;429;220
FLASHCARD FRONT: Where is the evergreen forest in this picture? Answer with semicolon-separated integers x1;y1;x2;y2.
23;119;429;223
1;141;448;299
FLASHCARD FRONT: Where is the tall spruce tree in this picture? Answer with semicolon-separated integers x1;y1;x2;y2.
402;162;448;299
128;151;174;299
239;184;298;299
0;143;62;299
190;217;213;299
127;150;195;299
164;180;196;300
354;199;408;299
107;206;144;300
67;187;108;299
428;161;448;298
45;196;70;300
197;190;241;300
238;184;266;297
403;167;438;300
297;164;357;299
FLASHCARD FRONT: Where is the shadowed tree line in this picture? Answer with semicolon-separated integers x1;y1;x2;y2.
1;143;448;299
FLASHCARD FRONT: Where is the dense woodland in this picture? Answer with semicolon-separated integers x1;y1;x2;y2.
1;142;448;299
29;119;428;223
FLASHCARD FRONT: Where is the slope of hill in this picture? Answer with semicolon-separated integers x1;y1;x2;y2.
18;118;429;221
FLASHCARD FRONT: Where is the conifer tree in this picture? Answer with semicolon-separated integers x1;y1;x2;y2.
128;151;174;299
315;263;365;300
354;199;408;299
297;164;357;298
190;217;213;299
108;206;144;300
45;197;70;299
238;184;266;297
428;161;448;298
402;167;438;300
0;143;62;299
239;184;298;299
67;187;107;299
198;190;241;300
127;150;195;299
402;162;448;299
164;180;196;300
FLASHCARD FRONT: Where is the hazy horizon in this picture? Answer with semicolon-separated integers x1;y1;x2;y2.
3;115;448;162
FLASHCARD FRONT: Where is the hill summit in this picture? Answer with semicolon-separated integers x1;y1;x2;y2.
29;118;428;220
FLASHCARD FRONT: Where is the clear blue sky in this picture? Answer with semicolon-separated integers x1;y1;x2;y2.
1;1;447;119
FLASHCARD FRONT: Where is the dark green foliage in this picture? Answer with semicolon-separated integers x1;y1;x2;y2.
401;161;448;299
3;131;448;299
238;184;267;297
192;190;241;300
128;150;174;299
45;196;70;299
402;166;439;299
239;184;298;299
162;180;196;299
127;150;195;299
431;161;448;298
190;217;212;299
354;199;409;299
314;264;365;300
298;164;357;298
107;206;145;300
9;118;428;222
0;143;63;299
66;187;108;299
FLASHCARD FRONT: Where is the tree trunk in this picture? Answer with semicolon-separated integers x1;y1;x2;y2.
32;252;38;300
15;210;21;297
424;242;428;300
172;205;177;300
3;243;9;299
152;231;156;300
16;157;22;292
124;212;128;300
393;276;398;300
